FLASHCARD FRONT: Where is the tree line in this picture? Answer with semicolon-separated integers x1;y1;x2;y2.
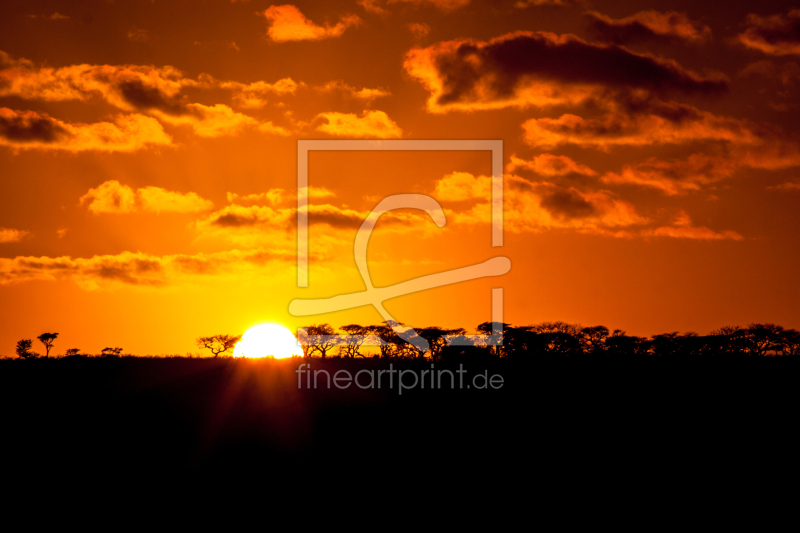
12;322;800;359
14;332;123;359
295;321;800;360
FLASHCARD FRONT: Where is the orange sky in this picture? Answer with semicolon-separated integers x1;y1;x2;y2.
2;0;800;355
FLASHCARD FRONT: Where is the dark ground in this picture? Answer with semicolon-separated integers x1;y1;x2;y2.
0;356;795;498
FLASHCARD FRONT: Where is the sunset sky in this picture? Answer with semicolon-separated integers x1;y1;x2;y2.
2;0;800;355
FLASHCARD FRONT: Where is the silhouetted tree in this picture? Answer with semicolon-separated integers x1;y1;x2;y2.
337;324;371;358
101;347;123;357
746;323;784;356
196;334;242;358
300;324;337;358
476;322;511;358
777;329;800;356
368;324;399;358
606;330;651;357
578;325;610;356
651;332;682;357
15;339;36;359
540;332;582;357
37;332;58;358
709;326;750;355
416;327;466;361
64;348;81;357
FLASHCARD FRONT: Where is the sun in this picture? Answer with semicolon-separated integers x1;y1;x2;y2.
233;324;304;359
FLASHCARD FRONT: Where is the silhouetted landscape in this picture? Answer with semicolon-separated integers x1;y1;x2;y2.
2;320;796;490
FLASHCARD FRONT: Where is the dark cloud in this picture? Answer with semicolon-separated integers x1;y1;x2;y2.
539;188;597;219
91;260;165;286
405;31;727;112
739;9;800;56
586;10;711;45
308;207;365;229
213;211;265;228
0;108;69;143
0;249;297;288
116;79;191;116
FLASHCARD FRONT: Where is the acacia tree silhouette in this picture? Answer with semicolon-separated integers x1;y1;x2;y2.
300;324;337;358
196;334;242;358
15;339;36;359
338;324;371;358
37;333;58;358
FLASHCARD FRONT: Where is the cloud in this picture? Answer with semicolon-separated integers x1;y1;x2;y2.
259;5;362;42
520;102;767;149
600;154;738;195
195;200;433;248
50;13;69;21
138;186;214;214
0;59;195;108
0;54;291;137
227;186;335;205
432;171;490;201
315;110;402;138
358;0;389;16
200;203;378;232
645;225;742;240
0;228;28;243
767;181;800;191
408;23;430;39
0;248;297;289
227;189;287;205
0;108;172;152
210;76;299;109
644;211;742;240
152;103;267;137
738;9;800;56
298;186;337;200
518;101;800;193
80;181;213;214
506;154;597;178
586;10;712;45
389;0;471;10
80;181;137;214
404;31;727;113
435;173;742;239
314;80;391;102
434;172;647;234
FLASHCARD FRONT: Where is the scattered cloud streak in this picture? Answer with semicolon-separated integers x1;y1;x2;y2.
506;154;597;178
0;249;296;289
738;9;800;56
586;10;712;45
0;228;28;243
80;181;213;214
0;108;172;152
315;110;402;138
0;53;293;140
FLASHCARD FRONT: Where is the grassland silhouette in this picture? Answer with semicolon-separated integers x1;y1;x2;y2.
3;319;795;492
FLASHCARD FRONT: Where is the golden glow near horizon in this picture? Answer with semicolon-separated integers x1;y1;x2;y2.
233;324;304;359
